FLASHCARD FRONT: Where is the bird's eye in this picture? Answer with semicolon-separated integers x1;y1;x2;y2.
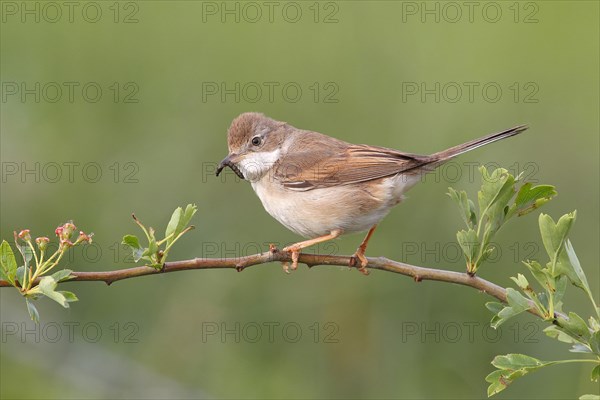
251;136;262;146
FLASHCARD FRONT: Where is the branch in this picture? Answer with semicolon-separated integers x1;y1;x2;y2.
0;248;545;319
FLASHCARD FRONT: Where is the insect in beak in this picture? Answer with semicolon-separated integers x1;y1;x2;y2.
216;154;245;179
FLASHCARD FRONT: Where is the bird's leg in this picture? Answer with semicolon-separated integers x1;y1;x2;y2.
351;225;378;275
282;230;343;272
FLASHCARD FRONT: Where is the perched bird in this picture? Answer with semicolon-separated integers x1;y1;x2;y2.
216;112;527;274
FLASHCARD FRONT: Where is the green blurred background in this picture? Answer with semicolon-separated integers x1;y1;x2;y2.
1;1;598;398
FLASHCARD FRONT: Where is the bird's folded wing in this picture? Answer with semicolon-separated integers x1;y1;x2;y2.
274;144;431;191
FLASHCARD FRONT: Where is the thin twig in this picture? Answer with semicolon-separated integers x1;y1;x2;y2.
0;248;546;319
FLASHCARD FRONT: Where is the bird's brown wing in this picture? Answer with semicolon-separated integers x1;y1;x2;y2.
274;138;431;191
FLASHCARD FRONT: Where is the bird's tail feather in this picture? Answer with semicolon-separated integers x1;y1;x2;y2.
430;125;528;162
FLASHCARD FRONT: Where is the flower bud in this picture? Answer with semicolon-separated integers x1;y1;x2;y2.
18;229;31;242
62;222;76;239
59;239;74;250
55;221;77;240
76;231;93;244
35;237;50;251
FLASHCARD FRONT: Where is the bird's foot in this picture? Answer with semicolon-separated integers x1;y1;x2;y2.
350;250;370;276
282;245;300;272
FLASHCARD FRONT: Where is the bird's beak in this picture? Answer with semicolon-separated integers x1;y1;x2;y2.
216;153;245;179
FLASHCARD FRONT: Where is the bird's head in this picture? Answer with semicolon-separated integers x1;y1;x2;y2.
216;112;288;181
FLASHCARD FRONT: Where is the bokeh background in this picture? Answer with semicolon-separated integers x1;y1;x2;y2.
1;1;598;399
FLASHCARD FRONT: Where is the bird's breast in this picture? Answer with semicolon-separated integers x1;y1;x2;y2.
249;174;419;238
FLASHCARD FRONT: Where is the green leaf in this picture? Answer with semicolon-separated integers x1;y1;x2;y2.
26;299;39;323
539;212;575;275
485;370;507;397
491;353;545;370
486;302;504;314
38;275;57;292
165;204;197;246
544;325;578;344
144;236;158;258
590;330;600;355
133;248;146;262
490;289;530;328
477;242;497;267
580;395;600;400
507;288;530;309
589;317;600;332
122;234;141;249
562;239;593;297
486;354;553;396
570;344;592;354
467;200;477;226
447;188;477;228
16;265;27;285
510;274;530;290
17;244;34;267
591;365;600;382
38;276;69;308
51;269;74;283
165;206;183;243
522;260;550;288
558;312;591;341
507;183;557;218
477;167;515;230
537;292;550;312
553;275;568;307
122;234;145;262
182;204;197;226
457;229;479;271
58;291;78;302
0;240;17;285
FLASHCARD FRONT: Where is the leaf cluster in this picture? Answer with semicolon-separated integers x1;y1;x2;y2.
448;166;556;274
122;204;197;269
449;169;599;398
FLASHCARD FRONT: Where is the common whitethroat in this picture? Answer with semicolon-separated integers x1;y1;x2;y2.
216;112;527;274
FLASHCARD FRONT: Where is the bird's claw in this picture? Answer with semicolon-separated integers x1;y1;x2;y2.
282;245;300;272
350;252;370;276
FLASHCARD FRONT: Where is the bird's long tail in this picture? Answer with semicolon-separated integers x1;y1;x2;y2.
430;125;528;162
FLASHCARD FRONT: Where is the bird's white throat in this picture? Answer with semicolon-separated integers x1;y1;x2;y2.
237;149;281;181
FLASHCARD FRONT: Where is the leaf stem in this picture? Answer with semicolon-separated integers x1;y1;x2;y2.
28;250;66;292
550;359;599;365
27;241;39;272
161;226;194;263
132;214;152;244
156;232;175;247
